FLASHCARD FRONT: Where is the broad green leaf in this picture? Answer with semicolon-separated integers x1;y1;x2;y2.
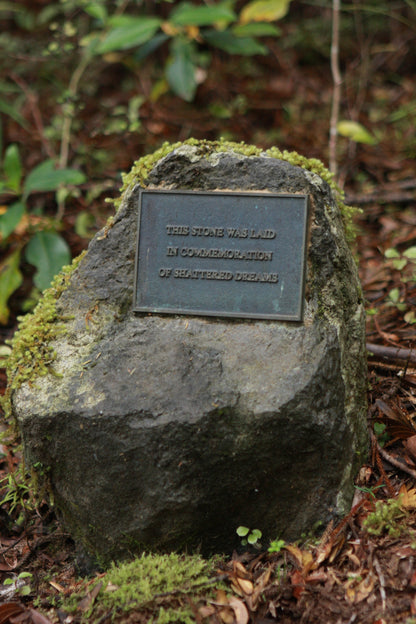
388;287;400;304
4;144;22;192
392;258;407;271
240;0;292;24
170;2;236;26
233;22;281;37
337;120;378;145
0;249;22;325
166;39;197;101
404;310;416;324
0;201;25;240
134;33;169;61
384;248;400;259
403;246;416;260
25;231;71;291
96;17;162;54
248;532;260;544
204;29;267;55
236;526;250;537
23;160;86;197
84;3;108;22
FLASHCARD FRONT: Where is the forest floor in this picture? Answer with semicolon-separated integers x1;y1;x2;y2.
1;3;416;623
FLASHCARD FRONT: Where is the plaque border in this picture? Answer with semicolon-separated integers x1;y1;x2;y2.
133;189;309;321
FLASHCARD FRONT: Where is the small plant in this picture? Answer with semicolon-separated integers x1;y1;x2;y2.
384;246;416;324
0;143;85;323
0;470;32;515
363;497;406;538
3;572;33;597
236;526;262;547
373;422;389;448
268;538;285;553
355;483;385;499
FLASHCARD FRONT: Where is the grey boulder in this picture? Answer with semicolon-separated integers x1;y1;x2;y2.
12;143;368;561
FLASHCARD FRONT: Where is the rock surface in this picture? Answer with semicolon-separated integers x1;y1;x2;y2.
12;143;368;561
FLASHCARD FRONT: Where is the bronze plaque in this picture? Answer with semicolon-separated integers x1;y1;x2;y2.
134;190;309;321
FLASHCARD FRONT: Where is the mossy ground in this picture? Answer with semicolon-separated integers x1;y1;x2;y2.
63;552;219;624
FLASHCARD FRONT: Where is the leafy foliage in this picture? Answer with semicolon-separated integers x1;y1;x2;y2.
0;144;82;322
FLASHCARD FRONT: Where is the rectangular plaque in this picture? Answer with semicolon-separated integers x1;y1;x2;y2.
134;190;309;321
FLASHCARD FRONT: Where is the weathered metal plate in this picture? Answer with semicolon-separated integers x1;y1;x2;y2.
134;190;309;321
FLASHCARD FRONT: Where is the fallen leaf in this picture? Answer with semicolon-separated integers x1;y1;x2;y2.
232;561;250;579
268;600;277;618
346;572;376;604
49;581;65;593
5;612;30;624
412;593;416;616
228;596;249;624
198;605;216;618
399;483;416;508
285;544;314;572
404;437;416;464
0;603;25;624
291;570;305;600
77;582;103;612
410;570;416;588
218;607;234;624
29;609;54;624
248;567;272;610
233;577;253;596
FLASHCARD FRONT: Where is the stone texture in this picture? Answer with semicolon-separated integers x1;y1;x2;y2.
12;144;368;561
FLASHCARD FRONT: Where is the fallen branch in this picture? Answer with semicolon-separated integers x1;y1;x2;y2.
346;190;416;205
366;343;416;364
374;438;416;480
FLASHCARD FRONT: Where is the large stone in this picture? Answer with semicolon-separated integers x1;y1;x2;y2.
11;141;368;561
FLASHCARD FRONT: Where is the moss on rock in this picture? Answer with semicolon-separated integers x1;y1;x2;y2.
115;138;357;241
2;252;86;424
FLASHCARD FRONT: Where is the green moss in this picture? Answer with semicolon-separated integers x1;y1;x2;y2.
1;251;86;424
64;552;217;623
114;138;358;241
363;497;407;538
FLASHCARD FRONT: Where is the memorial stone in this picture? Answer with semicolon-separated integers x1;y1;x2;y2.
10;140;368;562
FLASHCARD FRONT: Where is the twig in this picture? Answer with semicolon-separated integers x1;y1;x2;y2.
373;557;386;611
10;74;55;160
59;52;92;172
329;0;341;176
346;190;416;205
367;343;416;365
372;433;396;497
373;435;416;480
